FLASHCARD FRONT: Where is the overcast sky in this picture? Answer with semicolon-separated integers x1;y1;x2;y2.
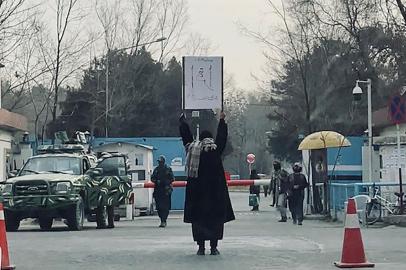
187;0;278;91
36;0;279;92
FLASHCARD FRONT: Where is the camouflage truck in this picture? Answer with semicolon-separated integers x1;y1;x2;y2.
0;145;132;231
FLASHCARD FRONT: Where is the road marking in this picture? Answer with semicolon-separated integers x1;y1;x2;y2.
298;237;325;254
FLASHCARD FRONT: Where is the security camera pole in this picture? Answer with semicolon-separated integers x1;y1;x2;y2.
353;79;372;183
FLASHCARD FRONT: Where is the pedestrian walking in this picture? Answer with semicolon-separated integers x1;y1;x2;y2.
270;160;287;208
179;112;235;256
263;182;269;197
249;169;260;211
288;163;308;225
270;177;276;206
270;160;286;207
271;161;289;222
151;155;175;228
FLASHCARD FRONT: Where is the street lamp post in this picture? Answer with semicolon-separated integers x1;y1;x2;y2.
105;50;109;137
353;79;373;182
104;37;166;138
0;63;5;109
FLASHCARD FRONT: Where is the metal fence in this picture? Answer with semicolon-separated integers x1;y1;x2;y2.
329;181;406;219
330;182;357;214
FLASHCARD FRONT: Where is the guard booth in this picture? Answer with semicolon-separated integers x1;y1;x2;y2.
92;137;187;210
300;131;353;215
93;142;155;215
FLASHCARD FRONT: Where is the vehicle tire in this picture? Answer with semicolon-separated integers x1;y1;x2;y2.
67;197;84;231
4;210;20;232
39;217;53;230
366;202;381;225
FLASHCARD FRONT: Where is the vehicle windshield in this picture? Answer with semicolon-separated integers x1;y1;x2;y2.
19;156;81;176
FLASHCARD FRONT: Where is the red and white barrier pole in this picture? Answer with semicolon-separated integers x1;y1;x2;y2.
132;179;271;189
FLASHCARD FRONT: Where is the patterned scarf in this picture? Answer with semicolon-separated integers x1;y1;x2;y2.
185;138;217;178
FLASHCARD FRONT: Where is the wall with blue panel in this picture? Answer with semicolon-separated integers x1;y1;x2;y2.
327;136;363;181
92;137;187;210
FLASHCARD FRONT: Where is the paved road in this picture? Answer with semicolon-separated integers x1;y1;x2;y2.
6;192;406;269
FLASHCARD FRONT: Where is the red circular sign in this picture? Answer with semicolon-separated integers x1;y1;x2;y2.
246;153;256;164
389;94;406;124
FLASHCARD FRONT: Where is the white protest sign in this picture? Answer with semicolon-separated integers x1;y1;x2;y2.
182;56;223;110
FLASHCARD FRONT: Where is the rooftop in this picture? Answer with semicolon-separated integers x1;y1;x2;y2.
0;108;27;132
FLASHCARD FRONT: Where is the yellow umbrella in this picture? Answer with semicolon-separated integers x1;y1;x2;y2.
298;131;351;150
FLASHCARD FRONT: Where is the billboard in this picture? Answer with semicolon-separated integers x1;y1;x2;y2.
182;56;223;110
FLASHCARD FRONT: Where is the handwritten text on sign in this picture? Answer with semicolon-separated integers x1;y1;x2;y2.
182;56;223;110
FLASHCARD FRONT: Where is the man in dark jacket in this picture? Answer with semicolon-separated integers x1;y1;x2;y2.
151;155;174;228
249;169;260;211
276;167;290;222
288;162;308;225
270;161;285;207
179;112;235;256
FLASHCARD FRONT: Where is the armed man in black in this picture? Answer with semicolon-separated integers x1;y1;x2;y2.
288;162;308;225
151;155;175;228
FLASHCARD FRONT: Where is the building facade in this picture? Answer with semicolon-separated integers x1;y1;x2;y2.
0;108;28;180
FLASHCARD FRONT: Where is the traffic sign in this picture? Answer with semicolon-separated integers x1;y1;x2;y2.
246;153;255;164
389;94;406;124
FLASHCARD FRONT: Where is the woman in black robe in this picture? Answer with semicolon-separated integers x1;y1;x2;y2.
179;112;235;256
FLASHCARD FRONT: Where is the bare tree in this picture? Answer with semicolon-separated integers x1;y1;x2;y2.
0;1;40;62
156;0;188;63
0;1;47;113
182;33;215;56
52;0;77;125
35;0;93;140
223;74;248;175
95;0;121;51
1;20;51;112
395;0;406;24
241;0;316;134
95;0;122;137
121;0;188;63
124;0;157;55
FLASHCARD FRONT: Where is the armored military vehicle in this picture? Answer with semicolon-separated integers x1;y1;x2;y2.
0;145;132;231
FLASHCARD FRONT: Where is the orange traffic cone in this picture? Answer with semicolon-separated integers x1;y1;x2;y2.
334;198;374;268
0;203;15;270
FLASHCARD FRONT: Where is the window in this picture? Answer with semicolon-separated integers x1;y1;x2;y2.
20;156;82;175
136;170;145;181
134;153;144;166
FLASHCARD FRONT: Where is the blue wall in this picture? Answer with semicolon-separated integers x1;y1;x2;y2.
92;137;187;210
327;136;363;180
